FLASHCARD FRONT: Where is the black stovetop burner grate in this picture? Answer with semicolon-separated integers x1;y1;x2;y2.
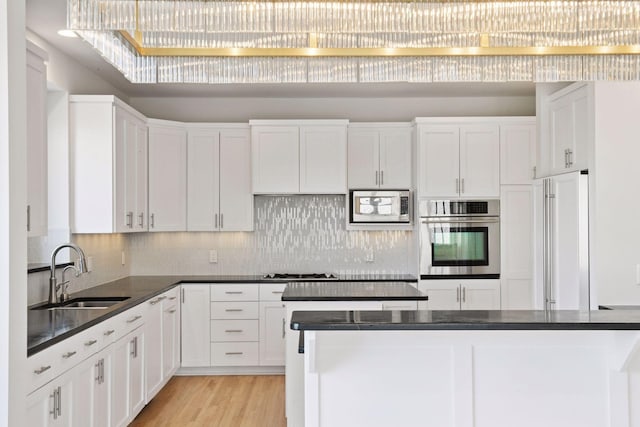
263;273;338;280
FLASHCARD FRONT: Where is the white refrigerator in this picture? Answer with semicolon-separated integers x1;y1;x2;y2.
534;170;590;311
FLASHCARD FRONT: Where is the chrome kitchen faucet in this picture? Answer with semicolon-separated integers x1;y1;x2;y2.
48;243;88;305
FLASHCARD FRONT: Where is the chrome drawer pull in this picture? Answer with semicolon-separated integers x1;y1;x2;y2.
225;291;244;295
225;329;243;333
168;296;177;300
85;339;98;347
271;291;284;294
225;309;243;312
34;365;51;374
127;315;142;323
104;329;115;336
168;309;176;314
62;351;77;359
225;352;243;356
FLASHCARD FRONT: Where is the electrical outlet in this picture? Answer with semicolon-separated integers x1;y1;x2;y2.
121;251;126;266
209;250;218;264
365;250;374;263
86;256;94;272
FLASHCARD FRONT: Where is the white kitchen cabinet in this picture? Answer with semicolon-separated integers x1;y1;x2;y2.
300;125;347;193
70;95;148;233
148;120;187;232
26;372;72;427
111;326;145;427
538;83;591;177
419;280;501;310
145;294;164;401
259;302;286;366
187;126;253;231
347;124;412;189
181;285;211;367
251;120;348;194
500;121;536;184
71;347;111;427
26;42;48;237
162;290;181;380
501;185;534;309
416;119;500;198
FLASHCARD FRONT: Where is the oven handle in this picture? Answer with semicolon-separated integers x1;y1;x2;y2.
420;217;499;224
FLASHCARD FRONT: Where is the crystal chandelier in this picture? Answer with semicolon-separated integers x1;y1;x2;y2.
67;0;640;83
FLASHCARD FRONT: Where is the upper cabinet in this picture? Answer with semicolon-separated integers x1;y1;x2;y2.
187;125;253;232
26;42;48;237
148;120;187;232
500;120;536;185
537;83;591;178
70;95;148;233
416;119;500;198
347;123;412;189
251;120;348;194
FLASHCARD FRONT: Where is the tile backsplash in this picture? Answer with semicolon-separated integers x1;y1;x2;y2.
29;195;415;304
129;195;415;276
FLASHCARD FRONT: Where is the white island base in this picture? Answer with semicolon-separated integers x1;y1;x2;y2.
302;329;640;427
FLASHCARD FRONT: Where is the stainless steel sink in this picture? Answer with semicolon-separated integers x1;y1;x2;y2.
31;296;130;310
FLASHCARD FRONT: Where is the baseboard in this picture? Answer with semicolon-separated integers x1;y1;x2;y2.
176;366;285;376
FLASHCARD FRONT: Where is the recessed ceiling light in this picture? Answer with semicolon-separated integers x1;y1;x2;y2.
57;29;78;38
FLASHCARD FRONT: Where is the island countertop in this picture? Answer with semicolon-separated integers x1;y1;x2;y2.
282;281;427;301
290;309;640;331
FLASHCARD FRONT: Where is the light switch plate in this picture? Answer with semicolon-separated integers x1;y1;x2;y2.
209;250;218;264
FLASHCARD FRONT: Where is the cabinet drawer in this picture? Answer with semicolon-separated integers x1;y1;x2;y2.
119;303;147;332
381;301;418;311
211;284;259;301
211;320;259;342
259;283;287;301
211;342;259;366
211;302;259;319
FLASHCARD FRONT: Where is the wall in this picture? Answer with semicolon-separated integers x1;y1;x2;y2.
129;195;413;277
129;95;535;123
591;82;640;305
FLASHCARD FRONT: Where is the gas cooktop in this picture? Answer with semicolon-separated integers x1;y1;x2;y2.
263;273;339;280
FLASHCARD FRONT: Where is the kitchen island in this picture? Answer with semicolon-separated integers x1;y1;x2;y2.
282;281;427;427
291;309;640;427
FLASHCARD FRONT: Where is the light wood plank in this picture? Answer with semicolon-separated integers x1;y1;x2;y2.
130;375;286;427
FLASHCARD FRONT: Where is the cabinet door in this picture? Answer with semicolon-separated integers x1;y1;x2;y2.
26;49;48;237
500;123;536;185
460;280;501;310
129;329;146;418
187;129;220;231
93;353;110;427
114;108;139;233
418;126;460;198
300;125;347;193
135;123;148;231
219;129;253;231
181;285;211;367
72;350;110;427
145;298;164;401
148;124;187;231
418;280;461;310
460;125;500;197
26;376;71;427
251;126;299;193
111;332;130;427
163;300;180;378
259;302;286;366
379;128;412;189
548;85;589;175
500;186;534;309
347;129;379;188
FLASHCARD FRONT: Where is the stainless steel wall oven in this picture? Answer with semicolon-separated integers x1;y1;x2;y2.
419;199;500;278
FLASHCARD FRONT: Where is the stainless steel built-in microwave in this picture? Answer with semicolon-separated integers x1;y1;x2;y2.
349;190;412;224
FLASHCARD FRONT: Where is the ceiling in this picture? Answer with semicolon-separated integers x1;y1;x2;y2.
25;0;536;99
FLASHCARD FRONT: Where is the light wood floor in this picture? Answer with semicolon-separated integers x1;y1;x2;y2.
130;375;286;427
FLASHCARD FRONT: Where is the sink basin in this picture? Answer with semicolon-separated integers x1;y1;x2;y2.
31;296;130;310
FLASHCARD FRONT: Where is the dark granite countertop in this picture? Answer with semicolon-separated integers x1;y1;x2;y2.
28;273;418;356
291;309;640;332
599;305;640;310
282;281;426;301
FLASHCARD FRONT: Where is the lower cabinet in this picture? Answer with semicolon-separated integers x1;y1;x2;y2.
162;292;181;378
71;347;111;427
181;284;212;367
419;280;501;310
259;302;286;366
26;372;73;427
112;326;145;427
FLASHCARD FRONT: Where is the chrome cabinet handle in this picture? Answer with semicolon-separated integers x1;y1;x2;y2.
225;329;243;333
272;291;284;294
150;213;155;228
380;170;384;185
34;365;51;375
220;213;224;229
168;309;176;314
149;297;162;305
126;212;133;228
138;212;144;228
225;291;243;295
567;149;573;167
462;287;466;303
215;213;219;229
27;205;31;232
127;315;142;324
85;339;97;347
225;352;243;356
455;178;459;194
461;178;465;193
62;351;77;359
104;329;115;336
225;309;243;312
181;288;185;303
95;361;101;383
375;170;379;185
282;317;285;339
456;287;460;303
168;296;176;300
